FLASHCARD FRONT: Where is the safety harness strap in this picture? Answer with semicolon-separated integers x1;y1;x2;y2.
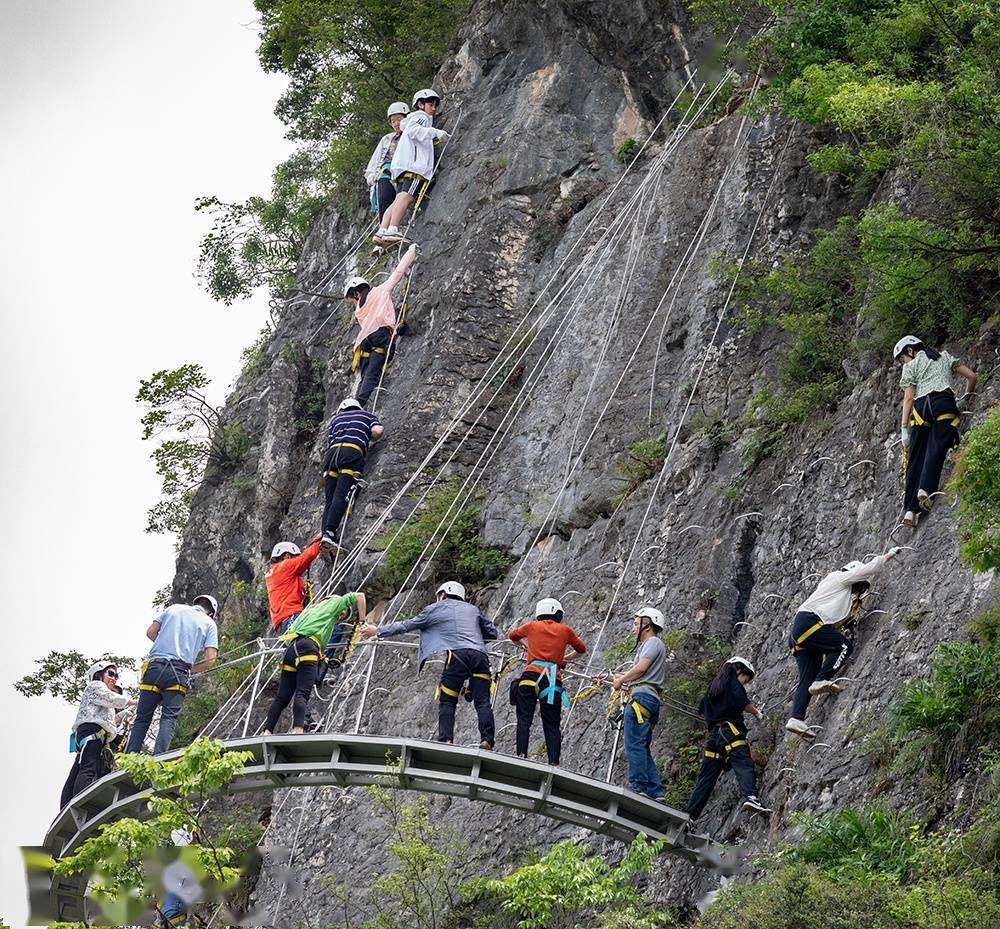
790;620;825;654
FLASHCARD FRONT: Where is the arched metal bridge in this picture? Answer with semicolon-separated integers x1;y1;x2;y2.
39;734;727;922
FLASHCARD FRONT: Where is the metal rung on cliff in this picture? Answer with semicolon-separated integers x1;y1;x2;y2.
41;734;726;922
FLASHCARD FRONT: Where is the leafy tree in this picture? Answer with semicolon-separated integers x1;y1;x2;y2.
136;364;251;535
15;650;136;704
48;739;253;927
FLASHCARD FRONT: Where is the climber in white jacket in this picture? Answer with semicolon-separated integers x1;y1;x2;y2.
376;88;450;245
785;548;901;738
364;101;409;220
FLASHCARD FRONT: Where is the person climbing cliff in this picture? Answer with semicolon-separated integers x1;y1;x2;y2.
375;88;450;245
685;656;767;819
507;597;587;765
263;591;368;734
609;607;668;801
786;549;901;738
266;537;321;636
361;581;498;748
365;102;410;220
125;596;219;755
894;335;977;528
60;662;133;807
321;398;384;558
343;243;418;407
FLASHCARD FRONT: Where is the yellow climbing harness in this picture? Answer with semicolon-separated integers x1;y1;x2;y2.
703;720;748;759
351;344;388;373
790;619;825;654
138;660;189;695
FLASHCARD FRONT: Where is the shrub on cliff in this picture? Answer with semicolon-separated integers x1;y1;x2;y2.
949;404;1000;573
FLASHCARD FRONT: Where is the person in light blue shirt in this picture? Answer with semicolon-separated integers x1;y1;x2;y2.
125;595;219;755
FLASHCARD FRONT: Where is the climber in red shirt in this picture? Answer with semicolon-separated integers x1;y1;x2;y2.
266;536;322;635
508;598;586;765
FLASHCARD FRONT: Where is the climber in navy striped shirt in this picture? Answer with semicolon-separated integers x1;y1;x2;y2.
321;398;384;558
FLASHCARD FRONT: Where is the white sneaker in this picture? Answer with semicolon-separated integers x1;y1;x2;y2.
917;489;933;512
785;718;814;738
743;796;770;813
376;226;402;243
809;680;839;696
902;510;919;528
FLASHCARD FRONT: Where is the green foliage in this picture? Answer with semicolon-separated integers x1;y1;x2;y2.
949;404;1000;572
615;137;640;164
15;650;136;704
474;836;670;929
52;740;252;926
137;364;252;535
238;326;272;378
613;434;667;504
196;151;328;317
373;483;514;592
690;411;737;452
792;804;922;879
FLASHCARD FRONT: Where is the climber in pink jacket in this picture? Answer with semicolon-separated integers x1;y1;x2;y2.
342;243;417;407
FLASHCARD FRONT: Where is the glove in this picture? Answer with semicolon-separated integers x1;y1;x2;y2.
436;130;451;142
900;425;910;445
887;546;903;558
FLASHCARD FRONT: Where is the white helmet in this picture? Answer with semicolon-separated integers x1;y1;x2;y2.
535;597;563;619
193;594;218;617
338;397;362;412
387;101;410;118
726;655;756;679
343;275;369;298
412;87;441;108
436;581;466;601
86;661;117;681
634;607;665;631
271;541;301;559
893;335;922;359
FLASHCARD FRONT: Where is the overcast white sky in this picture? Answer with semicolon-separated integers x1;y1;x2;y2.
0;3;290;923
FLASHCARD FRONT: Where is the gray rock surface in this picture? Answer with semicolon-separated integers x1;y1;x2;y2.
168;0;999;923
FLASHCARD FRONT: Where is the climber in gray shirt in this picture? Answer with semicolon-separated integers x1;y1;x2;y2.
610;607;668;800
362;581;499;748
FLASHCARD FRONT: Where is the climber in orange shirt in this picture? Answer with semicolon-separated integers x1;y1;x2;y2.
508;598;586;765
266;536;322;636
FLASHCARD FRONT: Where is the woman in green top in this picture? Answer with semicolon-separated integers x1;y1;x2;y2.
894;335;977;527
263;591;366;734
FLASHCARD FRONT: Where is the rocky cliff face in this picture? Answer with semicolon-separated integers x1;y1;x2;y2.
170;0;998;923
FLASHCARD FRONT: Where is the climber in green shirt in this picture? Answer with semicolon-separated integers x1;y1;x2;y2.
263;591;367;734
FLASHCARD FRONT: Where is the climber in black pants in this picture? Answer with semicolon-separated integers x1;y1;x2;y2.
686;656;766;819
320;398;384;558
786;549;900;738
437;648;494;746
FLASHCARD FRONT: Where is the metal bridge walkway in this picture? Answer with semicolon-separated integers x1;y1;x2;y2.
41;734;727;922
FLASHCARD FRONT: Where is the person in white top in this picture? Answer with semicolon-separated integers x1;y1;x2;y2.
786;549;901;738
365;101;410;220
375;88;450;245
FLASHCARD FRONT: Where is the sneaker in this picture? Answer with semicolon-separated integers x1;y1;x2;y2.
809;680;838;696
917;489;933;512
785;717;814;738
743;796;770;813
479;740;494;751
375;226;402;244
902;510;919;528
320;534;343;561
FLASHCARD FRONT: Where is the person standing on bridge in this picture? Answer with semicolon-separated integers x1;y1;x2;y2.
685;656;768;819
266;536;321;636
321;398;384;559
361;581;498;749
263;590;368;735
508;597;587;765
610;607;667;801
786;548;900;739
125;596;219;755
343;243;417;408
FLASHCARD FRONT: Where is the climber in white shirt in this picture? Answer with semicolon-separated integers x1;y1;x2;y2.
375;88;450;245
365;101;410;220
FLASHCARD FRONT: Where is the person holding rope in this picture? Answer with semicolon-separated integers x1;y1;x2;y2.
125;596;219;755
321;398;384;558
508;597;587;766
609;607;668;801
375;88;449;245
60;662;134;807
365;101;410;220
343;242;418;407
894;335;977;528
361;581;498;748
786;549;900;739
263;590;368;735
685;656;767;819
266;536;321;636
